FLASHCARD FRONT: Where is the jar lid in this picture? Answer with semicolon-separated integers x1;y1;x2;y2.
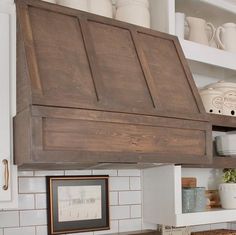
199;87;223;95
116;0;149;8
206;80;236;89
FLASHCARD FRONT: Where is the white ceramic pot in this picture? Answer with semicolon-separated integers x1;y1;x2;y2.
186;16;215;46
88;0;113;18
199;88;223;114
219;183;236;209
216;23;236;53
115;0;150;28
57;0;88;11
209;81;236;116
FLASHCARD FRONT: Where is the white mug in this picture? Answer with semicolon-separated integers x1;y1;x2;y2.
57;0;88;11
216;23;236;53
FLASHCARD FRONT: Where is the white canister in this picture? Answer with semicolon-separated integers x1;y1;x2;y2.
209;81;236;116
115;0;150;28
57;0;88;11
199;88;223;114
88;0;113;18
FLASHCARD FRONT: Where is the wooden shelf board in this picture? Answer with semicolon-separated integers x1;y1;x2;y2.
209;114;236;130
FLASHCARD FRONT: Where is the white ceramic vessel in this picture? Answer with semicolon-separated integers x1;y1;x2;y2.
115;0;150;28
209;81;236;116
88;0;113;17
186;16;215;46
199;88;223;114
216;23;236;53
219;183;236;209
216;134;236;155
57;0;88;11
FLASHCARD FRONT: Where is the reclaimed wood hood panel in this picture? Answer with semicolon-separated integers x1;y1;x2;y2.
16;0;205;119
14;0;212;169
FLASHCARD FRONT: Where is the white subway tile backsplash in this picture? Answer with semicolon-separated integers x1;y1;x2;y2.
110;206;130;220
64;170;92;175
110;177;129;191
92;170;117;176
20;210;47;226
130;177;141;190
19;177;46;193
4;227;35;235
119;218;142;232
141;222;157;230
36;225;47;235
119;191;141;205
109;192;118;206
94;220;119;234
118;170;141;177
35;194;47;209
18;194;35;210
0;211;19;228
18;171;34;177
34;171;64;176
131;205;141;218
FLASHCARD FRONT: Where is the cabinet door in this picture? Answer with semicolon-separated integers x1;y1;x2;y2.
0;9;18;208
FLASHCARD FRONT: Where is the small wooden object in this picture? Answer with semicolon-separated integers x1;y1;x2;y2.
205;189;221;209
191;229;236;235
182;177;197;188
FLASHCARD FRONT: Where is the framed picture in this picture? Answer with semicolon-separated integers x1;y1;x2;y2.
46;175;109;235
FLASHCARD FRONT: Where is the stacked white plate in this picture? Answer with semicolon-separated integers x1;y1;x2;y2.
215;132;236;156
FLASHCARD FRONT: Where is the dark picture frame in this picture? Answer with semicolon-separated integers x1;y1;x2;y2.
46;175;109;235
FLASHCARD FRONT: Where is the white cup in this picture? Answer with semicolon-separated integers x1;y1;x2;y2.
175;12;185;39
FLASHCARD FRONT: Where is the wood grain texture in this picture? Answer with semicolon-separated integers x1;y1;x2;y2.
14;0;213;169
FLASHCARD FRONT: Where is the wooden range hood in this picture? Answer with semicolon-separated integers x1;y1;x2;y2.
14;0;212;169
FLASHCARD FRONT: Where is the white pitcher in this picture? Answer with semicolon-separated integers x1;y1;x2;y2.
88;0;113;18
57;0;88;11
216;23;236;53
186;16;215;46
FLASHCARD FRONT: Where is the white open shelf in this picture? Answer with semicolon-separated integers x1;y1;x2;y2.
179;39;236;71
143;165;236;227
200;0;236;14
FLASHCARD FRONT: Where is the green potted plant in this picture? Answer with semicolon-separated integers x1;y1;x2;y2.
219;168;236;209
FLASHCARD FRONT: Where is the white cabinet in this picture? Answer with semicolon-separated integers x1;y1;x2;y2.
0;0;18;209
143;165;236;227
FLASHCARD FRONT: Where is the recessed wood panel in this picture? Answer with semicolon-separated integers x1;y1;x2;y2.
43;117;206;156
28;6;97;106
138;32;199;114
88;21;154;110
